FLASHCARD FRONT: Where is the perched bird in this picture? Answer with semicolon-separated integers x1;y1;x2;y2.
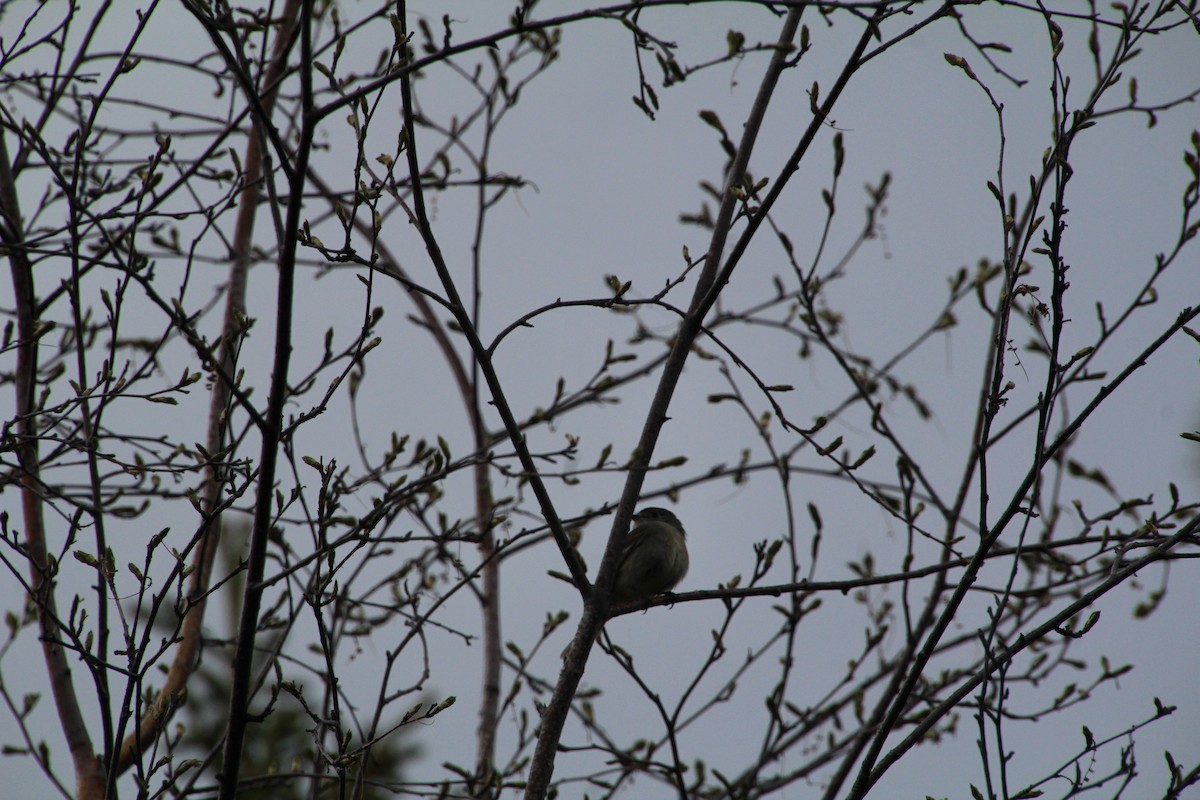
609;506;689;607
560;507;690;660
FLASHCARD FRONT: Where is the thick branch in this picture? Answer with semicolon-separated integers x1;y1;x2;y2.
0;128;104;799
216;0;312;796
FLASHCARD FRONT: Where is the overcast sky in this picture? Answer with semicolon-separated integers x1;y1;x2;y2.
2;1;1199;797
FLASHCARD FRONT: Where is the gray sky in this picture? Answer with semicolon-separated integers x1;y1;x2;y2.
2;1;1199;797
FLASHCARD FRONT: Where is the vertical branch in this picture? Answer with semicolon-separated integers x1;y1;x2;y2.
472;139;502;784
474;471;501;789
471;51;502;792
217;0;313;795
0;131;104;799
113;0;303;777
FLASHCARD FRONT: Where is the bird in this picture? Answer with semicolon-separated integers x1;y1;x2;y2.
609;506;689;607
560;507;690;661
